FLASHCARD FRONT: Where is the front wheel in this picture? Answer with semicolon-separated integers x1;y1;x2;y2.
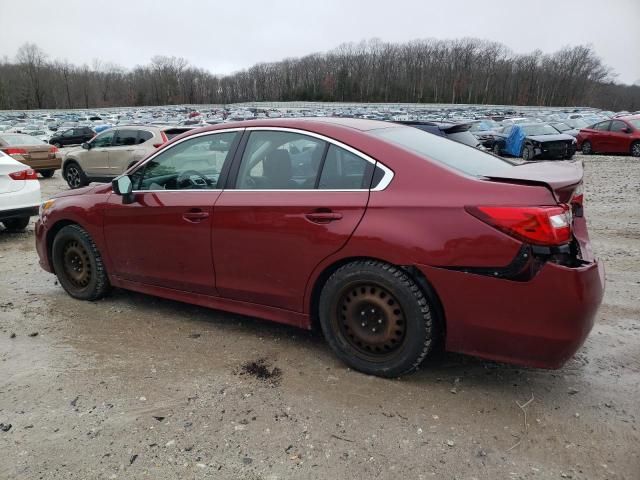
319;260;437;377
64;162;88;189
492;143;501;156
631;142;640;158
51;224;110;300
2;217;30;232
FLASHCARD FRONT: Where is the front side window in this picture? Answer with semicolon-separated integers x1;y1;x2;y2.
134;132;239;191
610;121;628;132
63;130;74;137
92;131;114;148
114;129;138;147
236;131;327;189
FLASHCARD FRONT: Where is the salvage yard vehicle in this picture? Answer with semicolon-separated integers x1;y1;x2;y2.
396;121;481;148
0;151;41;231
493;123;577;160
0;133;62;178
35;118;604;377
48;126;96;148
62;125;193;188
576;117;640;157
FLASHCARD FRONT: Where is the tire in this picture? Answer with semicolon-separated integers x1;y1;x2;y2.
522;145;532;160
492;143;501;156
582;141;592;155
318;260;436;377
631;142;640;158
51;224;110;301
64;161;88;189
40;169;55;178
2;217;30;232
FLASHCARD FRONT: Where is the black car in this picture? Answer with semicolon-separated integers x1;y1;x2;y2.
49;127;95;148
468;120;502;149
493;123;577;160
395;121;482;148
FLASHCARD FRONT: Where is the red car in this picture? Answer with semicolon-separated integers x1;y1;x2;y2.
576;116;640;156
35;119;604;377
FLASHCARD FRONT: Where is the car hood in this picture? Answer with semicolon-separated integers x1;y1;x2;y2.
528;134;575;143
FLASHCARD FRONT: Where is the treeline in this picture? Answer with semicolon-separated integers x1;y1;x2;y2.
1;39;639;111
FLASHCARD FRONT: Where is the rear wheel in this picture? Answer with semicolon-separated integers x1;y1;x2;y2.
2;217;30;232
40;169;55;178
64;161;88;189
52;224;110;300
319;260;436;377
631;142;640;158
582;141;593;155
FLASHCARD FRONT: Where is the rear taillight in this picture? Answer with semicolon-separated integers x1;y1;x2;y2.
571;183;584;207
49;146;59;153
467;205;572;246
3;148;28;156
9;169;39;180
153;131;169;148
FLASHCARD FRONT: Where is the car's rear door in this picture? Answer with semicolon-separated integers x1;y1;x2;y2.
212;128;375;315
103;130;241;295
107;128;140;176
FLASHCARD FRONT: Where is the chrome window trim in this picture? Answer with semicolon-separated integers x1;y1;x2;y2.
130;126;394;193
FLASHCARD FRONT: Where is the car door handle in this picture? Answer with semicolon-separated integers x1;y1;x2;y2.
305;211;343;223
182;210;209;223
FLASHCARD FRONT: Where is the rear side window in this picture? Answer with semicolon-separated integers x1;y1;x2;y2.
318;145;372;189
594;121;611;131
114;129;138;147
610;121;627;132
138;131;153;144
371;126;516;177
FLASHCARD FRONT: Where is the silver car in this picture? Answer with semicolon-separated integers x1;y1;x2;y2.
62;126;193;188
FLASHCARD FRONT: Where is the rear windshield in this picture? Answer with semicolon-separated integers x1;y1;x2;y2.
446;131;480;147
522;124;559;136
370;126;515;177
0;134;46;146
163;128;192;139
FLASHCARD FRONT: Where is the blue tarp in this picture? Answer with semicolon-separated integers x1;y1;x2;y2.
93;124;113;133
504;124;526;156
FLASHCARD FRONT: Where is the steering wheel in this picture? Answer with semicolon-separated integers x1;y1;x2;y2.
176;170;210;189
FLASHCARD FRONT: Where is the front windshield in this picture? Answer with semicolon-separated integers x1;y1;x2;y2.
553;123;570;132
370;126;516;177
522;124;559;136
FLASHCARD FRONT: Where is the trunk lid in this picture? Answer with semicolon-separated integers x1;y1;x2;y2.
484;160;583;203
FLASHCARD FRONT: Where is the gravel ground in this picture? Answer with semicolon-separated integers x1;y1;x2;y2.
0;154;638;480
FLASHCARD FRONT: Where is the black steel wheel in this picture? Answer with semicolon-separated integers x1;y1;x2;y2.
52;224;110;300
319;260;437;377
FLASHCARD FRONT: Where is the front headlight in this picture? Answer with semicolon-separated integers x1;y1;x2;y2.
39;199;55;217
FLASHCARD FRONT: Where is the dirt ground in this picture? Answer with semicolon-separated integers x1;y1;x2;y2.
0;154;638;480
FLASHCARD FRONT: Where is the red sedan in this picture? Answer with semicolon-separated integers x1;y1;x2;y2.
35;119;604;377
576;116;640;156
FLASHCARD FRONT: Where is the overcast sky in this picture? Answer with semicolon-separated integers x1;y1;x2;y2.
1;0;639;84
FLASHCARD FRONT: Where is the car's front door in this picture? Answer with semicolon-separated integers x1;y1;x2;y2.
103;130;241;295
82;130;114;178
213;129;374;314
608;120;631;153
591;121;611;151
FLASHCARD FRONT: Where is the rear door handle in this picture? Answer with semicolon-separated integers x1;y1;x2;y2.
182;210;209;223
305;211;343;223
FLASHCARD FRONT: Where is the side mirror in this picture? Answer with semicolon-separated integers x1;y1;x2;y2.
622;127;632;134
112;175;134;204
81;142;91;150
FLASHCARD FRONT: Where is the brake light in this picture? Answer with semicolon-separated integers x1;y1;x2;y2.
467;205;572;246
49;146;59;153
3;148;28;156
153;131;169;148
9;169;39;180
571;183;584;207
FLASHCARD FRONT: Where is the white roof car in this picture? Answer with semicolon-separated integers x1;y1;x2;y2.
0;150;41;231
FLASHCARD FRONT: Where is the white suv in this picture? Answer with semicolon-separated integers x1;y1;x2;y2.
0;151;41;231
62;126;193;188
